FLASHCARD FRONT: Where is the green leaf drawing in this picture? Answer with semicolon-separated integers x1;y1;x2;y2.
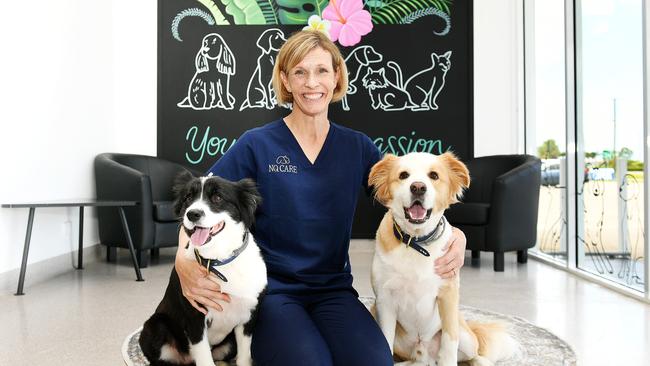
197;0;230;25
371;0;451;25
365;0;386;8
276;0;329;25
220;0;267;24
257;0;280;24
399;6;450;35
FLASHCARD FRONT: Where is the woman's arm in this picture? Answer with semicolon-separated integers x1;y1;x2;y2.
175;229;231;314
434;226;467;278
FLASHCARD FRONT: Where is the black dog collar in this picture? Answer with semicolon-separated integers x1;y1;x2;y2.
192;231;250;282
393;216;447;257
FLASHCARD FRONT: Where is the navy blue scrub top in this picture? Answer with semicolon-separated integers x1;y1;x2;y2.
207;119;381;294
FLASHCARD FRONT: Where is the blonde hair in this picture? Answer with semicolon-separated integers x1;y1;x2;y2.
272;30;348;106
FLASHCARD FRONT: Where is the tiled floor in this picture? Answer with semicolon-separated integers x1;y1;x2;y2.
1;241;649;365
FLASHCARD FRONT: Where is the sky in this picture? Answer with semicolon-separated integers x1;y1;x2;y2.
532;0;644;161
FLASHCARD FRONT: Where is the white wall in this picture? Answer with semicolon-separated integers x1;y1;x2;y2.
0;0;157;275
474;0;525;156
0;1;521;275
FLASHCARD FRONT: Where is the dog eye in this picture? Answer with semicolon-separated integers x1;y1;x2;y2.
429;171;439;180
399;171;410;180
211;195;222;203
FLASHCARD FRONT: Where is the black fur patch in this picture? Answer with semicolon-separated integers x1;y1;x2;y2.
243;286;267;336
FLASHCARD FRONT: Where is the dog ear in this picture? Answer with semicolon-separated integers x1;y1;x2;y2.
215;36;236;75
236;178;262;228
368;154;398;206
440;152;470;204
256;30;268;51
196;50;209;72
172;171;195;218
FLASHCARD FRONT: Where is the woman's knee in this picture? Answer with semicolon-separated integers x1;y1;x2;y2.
334;342;393;366
252;337;333;366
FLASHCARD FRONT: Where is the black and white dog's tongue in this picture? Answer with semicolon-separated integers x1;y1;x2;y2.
190;221;225;246
191;228;211;247
407;203;427;220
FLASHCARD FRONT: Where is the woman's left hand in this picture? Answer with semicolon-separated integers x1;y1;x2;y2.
434;226;467;278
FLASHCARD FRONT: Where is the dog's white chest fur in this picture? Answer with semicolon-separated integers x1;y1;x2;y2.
205;296;258;345
185;239;267;346
373;227;451;337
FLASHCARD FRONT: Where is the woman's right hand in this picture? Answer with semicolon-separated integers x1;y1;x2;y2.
175;232;231;314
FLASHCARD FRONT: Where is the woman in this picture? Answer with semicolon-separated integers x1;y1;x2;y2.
175;30;467;365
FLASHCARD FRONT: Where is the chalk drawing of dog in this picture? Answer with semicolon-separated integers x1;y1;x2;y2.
239;29;286;111
178;33;236;110
341;45;383;111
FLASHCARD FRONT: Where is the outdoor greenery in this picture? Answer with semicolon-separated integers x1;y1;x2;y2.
537;139;561;159
538;140;645;171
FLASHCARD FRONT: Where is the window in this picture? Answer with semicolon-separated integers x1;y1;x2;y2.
525;0;647;297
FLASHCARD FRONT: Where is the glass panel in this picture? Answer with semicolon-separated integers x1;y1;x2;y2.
526;0;567;262
576;0;645;291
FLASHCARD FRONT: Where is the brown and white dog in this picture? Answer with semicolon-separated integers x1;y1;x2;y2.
368;152;516;366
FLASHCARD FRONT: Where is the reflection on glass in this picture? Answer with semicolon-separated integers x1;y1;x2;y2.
527;0;567;261
576;0;645;291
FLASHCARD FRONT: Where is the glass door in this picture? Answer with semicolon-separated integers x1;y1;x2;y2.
525;0;568;262
575;0;645;291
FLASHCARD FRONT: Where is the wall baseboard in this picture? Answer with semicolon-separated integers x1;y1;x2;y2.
0;243;104;294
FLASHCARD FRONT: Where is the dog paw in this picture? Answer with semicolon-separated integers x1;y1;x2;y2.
469;356;493;366
436;357;457;366
235;358;252;366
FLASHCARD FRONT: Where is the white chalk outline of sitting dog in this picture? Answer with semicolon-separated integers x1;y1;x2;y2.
239;28;287;111
178;33;236;110
341;45;383;111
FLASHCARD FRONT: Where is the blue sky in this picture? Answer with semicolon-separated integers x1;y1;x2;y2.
533;0;643;160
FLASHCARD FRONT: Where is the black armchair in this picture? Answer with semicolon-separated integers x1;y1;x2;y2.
445;154;541;271
94;153;197;267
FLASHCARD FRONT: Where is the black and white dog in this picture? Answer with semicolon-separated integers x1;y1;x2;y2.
139;172;267;366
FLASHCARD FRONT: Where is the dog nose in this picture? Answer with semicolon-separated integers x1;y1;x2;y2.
410;182;427;195
186;209;204;222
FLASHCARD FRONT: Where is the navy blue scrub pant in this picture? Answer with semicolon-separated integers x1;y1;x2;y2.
251;289;393;366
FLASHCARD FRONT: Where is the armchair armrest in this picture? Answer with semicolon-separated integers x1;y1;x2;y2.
487;157;541;251
94;154;152;206
94;154;154;248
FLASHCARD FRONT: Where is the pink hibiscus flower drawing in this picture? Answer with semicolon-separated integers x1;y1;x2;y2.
322;0;373;47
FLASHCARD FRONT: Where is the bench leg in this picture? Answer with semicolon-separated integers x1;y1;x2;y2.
15;208;36;296
117;207;144;281
76;206;84;269
493;251;504;272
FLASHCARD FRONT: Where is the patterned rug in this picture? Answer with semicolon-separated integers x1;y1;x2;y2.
123;297;576;366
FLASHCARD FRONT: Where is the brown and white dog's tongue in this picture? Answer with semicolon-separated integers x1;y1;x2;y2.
191;228;211;247
408;203;427;220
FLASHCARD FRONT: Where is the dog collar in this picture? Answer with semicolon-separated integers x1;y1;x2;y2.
192;231;250;282
393;216;447;257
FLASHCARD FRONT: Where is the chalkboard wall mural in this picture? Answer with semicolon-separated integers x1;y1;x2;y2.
157;0;473;238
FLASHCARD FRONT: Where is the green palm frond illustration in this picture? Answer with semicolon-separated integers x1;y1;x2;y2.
276;0;329;24
371;0;451;25
219;0;266;24
198;0;230;24
257;0;280;24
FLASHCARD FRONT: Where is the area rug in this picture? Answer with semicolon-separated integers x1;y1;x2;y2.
123;297;576;365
